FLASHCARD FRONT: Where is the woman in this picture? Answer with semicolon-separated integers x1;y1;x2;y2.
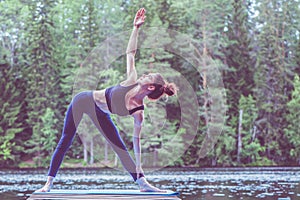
36;8;177;193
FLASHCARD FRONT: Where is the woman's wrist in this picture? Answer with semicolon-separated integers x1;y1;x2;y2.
136;164;142;168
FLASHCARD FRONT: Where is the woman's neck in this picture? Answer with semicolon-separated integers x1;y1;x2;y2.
127;84;147;103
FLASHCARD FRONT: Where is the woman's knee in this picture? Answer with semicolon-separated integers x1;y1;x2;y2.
57;134;74;150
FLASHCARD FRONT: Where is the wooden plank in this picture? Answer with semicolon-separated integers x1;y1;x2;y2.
29;189;180;200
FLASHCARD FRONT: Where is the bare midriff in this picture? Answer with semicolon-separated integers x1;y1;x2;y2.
93;89;110;114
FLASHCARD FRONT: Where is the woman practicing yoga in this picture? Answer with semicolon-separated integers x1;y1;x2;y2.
36;8;177;193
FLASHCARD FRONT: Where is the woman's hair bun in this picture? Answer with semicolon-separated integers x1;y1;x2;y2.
164;83;178;96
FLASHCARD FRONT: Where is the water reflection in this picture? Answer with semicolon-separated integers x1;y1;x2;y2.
0;167;299;200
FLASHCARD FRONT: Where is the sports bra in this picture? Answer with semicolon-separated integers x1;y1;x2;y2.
105;83;144;116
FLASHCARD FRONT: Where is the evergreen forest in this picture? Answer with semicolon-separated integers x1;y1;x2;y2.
1;0;300;169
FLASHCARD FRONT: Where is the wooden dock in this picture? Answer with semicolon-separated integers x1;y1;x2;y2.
28;189;181;200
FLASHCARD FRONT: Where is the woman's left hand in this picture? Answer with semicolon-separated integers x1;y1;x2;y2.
133;8;146;28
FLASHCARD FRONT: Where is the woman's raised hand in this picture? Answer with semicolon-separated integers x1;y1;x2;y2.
134;8;146;28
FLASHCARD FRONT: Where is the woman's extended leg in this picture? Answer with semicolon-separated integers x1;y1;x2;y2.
36;92;91;192
88;104;165;192
47;104;78;178
87;104;144;181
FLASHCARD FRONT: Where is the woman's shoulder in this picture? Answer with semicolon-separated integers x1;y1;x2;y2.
120;79;137;87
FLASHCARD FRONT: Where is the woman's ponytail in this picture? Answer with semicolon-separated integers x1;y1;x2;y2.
163;83;177;96
146;73;178;100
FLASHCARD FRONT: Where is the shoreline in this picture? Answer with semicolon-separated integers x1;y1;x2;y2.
1;165;300;171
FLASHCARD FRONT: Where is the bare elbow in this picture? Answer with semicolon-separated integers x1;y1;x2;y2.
134;115;143;127
134;120;142;128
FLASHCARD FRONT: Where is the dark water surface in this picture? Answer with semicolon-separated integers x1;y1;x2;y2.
0;167;299;200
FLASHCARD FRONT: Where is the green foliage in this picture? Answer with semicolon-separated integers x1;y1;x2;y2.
25;108;59;167
41;108;59;154
22;0;64;166
252;0;295;164
213;122;237;167
1;0;300;168
284;75;300;164
238;95;262;165
223;0;255;116
0;62;25;167
0;140;14;161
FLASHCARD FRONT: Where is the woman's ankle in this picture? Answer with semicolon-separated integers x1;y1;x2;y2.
45;176;54;186
136;178;164;192
46;176;54;183
136;177;146;185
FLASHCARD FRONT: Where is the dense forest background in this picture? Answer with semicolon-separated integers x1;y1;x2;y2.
0;0;300;169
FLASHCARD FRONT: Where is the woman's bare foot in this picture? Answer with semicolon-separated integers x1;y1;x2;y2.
136;177;166;192
34;176;54;193
35;183;53;192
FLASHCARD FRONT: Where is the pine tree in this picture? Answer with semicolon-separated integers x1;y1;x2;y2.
191;0;231;166
252;0;295;164
25;108;59;166
0;0;30;166
284;75;300;165
23;0;62;166
238;95;267;165
223;0;255;116
0;61;25;166
295;40;300;76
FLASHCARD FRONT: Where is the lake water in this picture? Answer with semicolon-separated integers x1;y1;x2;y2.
0;167;299;200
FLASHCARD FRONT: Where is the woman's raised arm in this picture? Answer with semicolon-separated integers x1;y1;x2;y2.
125;8;146;84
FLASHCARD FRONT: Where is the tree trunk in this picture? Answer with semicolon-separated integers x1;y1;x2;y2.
251;125;257;142
83;141;88;163
237;109;243;164
153;149;158;167
37;145;41;167
90;137;94;165
104;141;108;163
211;157;217;166
114;154;118;167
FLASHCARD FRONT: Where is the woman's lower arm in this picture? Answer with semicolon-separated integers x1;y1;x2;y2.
126;27;139;55
133;137;141;166
133;125;142;166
